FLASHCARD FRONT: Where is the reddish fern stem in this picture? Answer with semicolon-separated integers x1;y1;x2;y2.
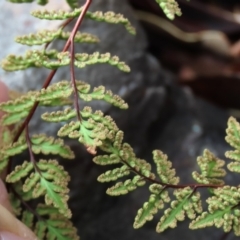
122;159;223;189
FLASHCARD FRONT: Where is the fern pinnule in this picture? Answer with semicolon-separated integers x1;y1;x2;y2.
6;161;34;183
192;150;226;185
41;107;76;122
15;29;62;46
106;176;146;196
93;154;121;165
225;117;240;172
157;187;202;232
189;186;240;235
31;134;75;159
153;150;179;184
155;0;182;20
16;29;99;46
0;92;36;113
97;165;130;182
134;184;170;229
74;52;131;72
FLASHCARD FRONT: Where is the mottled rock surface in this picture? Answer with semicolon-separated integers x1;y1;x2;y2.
0;1;236;240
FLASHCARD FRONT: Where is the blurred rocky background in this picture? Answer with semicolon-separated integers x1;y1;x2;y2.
1;0;240;239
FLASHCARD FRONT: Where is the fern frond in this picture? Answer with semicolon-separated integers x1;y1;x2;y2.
225;117;240;172
190;186;240;235
7;160;71;218
155;0;182;20
31;9;136;34
31;134;75;159
106;176;146;196
74;52;130;72
16;29;99;46
77;81;128;109
192;150;226;185
21;204;79;240
134;184;170;229
153;150;179;184
97;165;130;182
157;187;202;232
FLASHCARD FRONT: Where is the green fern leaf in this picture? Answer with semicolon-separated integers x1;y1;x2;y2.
21;204;79;240
106;176;146;196
192;149;226;185
155;0;182;20
37;81;72;102
225;117;240;172
31;8;82;20
42;107;76;122
1;110;29;125
153;150;180;184
0;126;12;173
0;155;9;173
81;107;119;132
85;11;136;34
58;121;80;137
156;187;202;232
97;165;130;182
77;82;128;109
16;29;98;46
1;50;69;71
0;138;27;157
190;186;240;235
15;29;62;46
93;154;120;165
7;160;71;218
58;108;117;154
6;161;34;183
31;9;136;34
40;97;72;107
134;184;170;229
75;52;130;72
0;92;36;113
59;31;99;43
225;117;240;151
31;134;75;159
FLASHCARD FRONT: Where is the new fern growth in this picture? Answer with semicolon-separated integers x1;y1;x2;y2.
1;0;240;239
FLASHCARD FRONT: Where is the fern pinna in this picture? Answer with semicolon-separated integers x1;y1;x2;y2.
1;0;240;239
